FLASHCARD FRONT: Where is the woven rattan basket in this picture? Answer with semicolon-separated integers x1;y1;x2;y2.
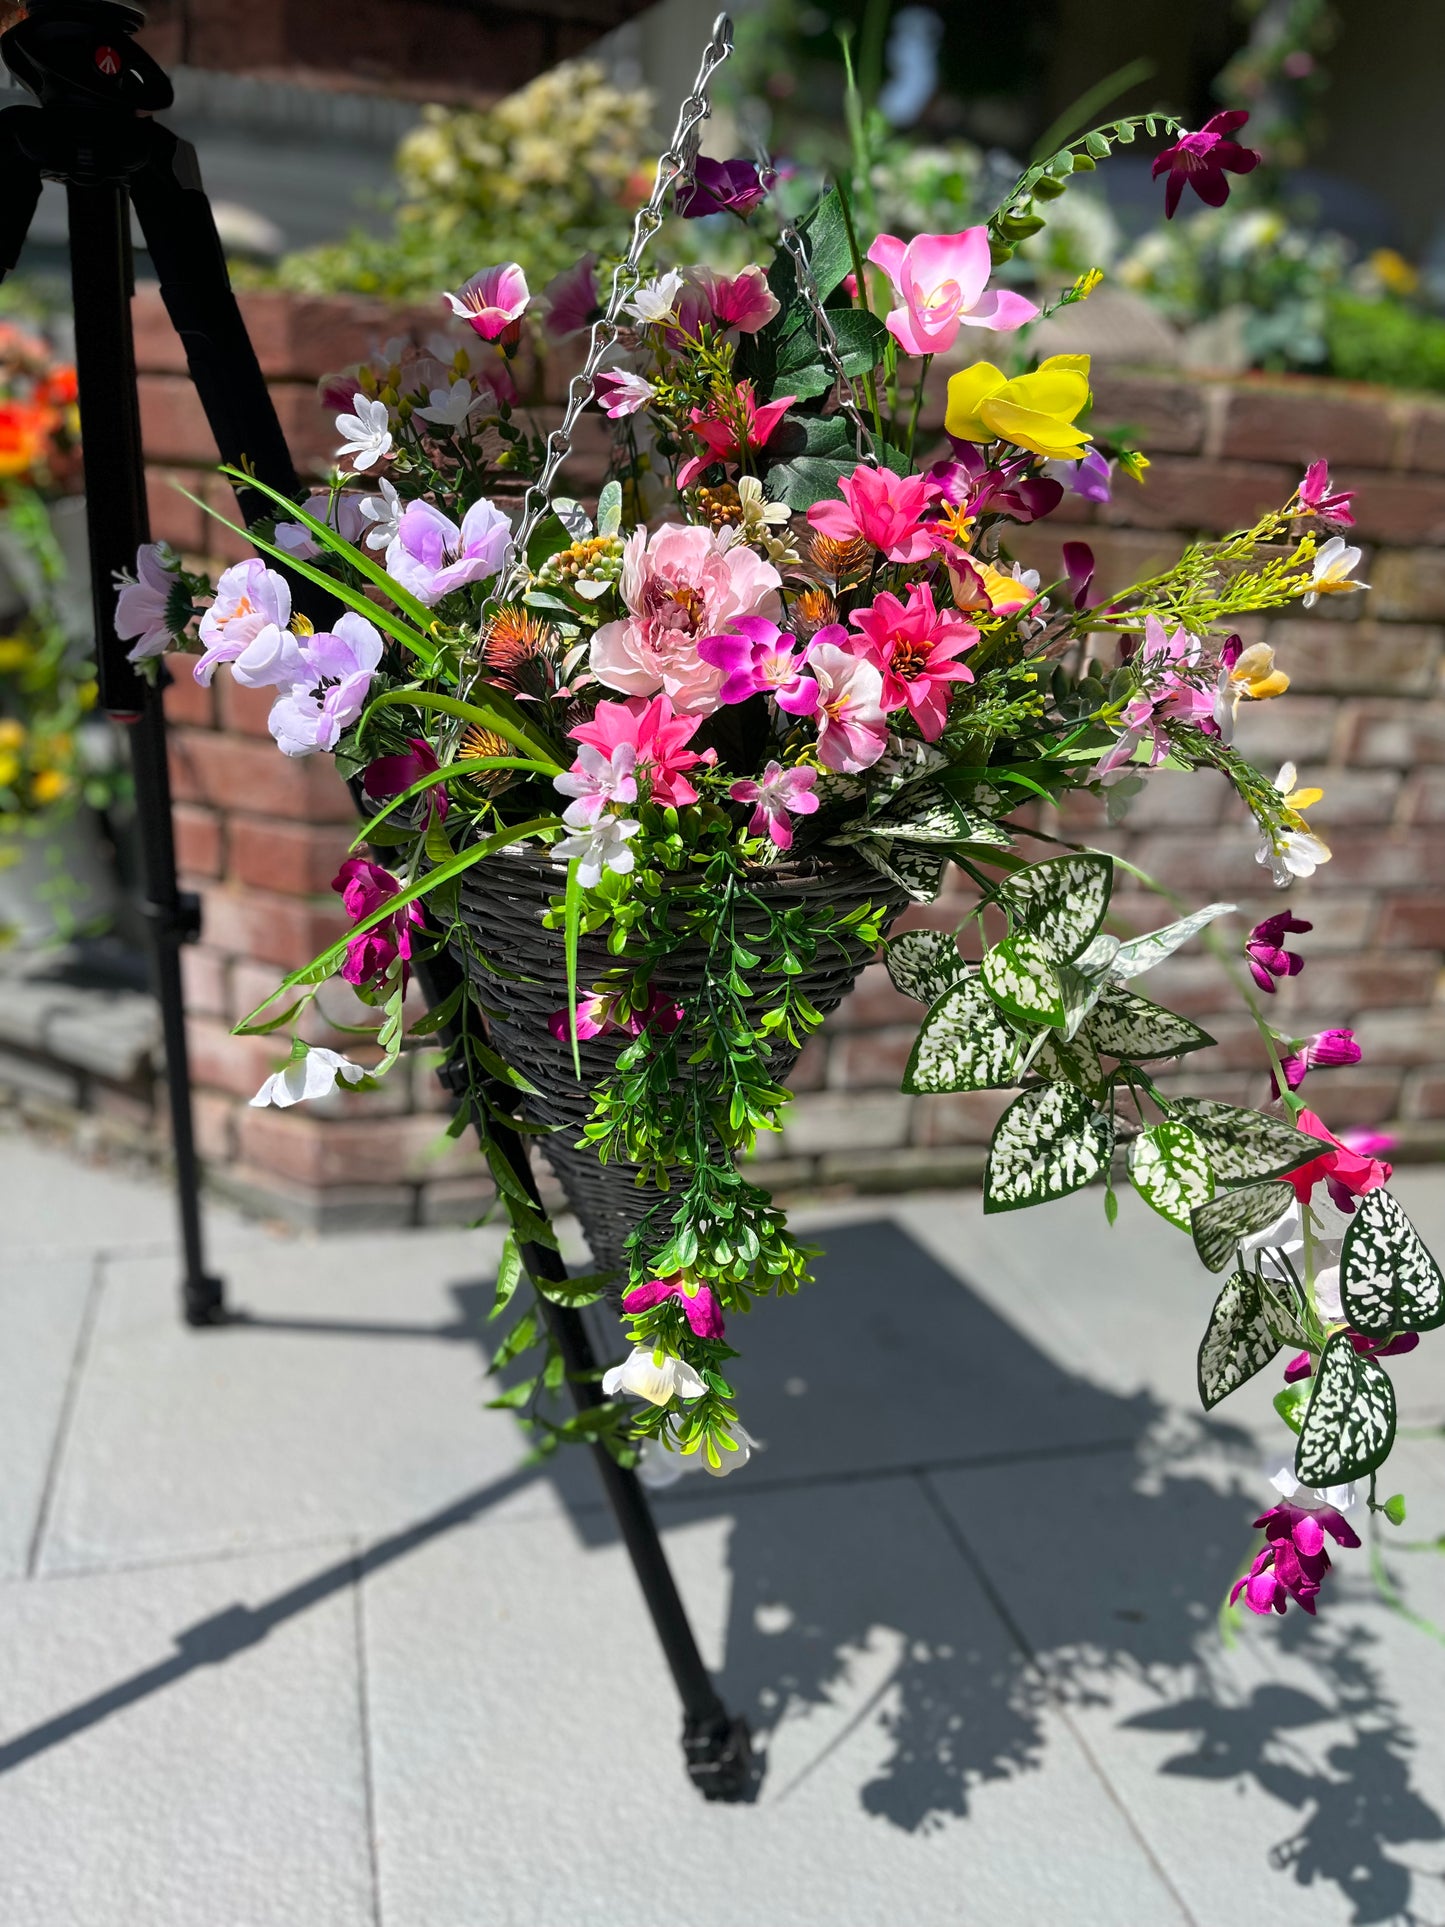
454;848;907;1270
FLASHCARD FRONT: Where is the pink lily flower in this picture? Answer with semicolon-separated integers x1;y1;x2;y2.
443;263;531;343
804;637;889;773
806;462;937;564
1284;1109;1393;1211
676;382;796;490
1231;1498;1359;1617
1153;110;1261;219
548;985;683;1046
594;368;657;419
333;856;424;993
540;254;599;342
622;1274;725;1339
696;616;816;709
866;226;1039;356
1298;459;1356;530
1245;910;1311;992
362;736;448;824
690;265;780;335
848;583;977;740
730;761;820;850
568;695;708;808
1271;1027;1362;1097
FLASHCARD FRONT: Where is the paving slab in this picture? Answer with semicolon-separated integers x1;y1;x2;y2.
0;1543;374;1927
361;1475;1191;1927
0;1258;93;1578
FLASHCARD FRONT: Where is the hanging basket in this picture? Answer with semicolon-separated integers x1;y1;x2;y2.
454;848;908;1271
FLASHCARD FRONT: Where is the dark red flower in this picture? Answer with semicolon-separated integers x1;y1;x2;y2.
676;157;768;218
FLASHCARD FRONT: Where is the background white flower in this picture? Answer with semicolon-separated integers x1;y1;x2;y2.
335;394;393;471
359;478;401;551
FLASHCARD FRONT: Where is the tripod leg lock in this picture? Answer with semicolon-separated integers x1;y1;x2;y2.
682;1709;755;1802
143;889;203;946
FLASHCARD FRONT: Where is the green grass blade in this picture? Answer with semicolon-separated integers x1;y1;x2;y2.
349;756;558;851
564;857;584;1081
362;688;561;770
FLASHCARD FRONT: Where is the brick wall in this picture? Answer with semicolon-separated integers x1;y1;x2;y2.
134;290;1445;1217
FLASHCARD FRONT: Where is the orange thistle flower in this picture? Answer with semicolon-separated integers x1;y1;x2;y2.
460;725;518;794
808;529;873;583
482;604;553;677
792;585;838;636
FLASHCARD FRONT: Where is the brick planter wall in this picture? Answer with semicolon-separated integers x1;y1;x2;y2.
132;289;1445;1220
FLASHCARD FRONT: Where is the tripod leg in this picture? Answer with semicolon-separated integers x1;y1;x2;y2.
66;180;223;1325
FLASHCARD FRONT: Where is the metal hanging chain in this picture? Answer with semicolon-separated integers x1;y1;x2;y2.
775;220;876;464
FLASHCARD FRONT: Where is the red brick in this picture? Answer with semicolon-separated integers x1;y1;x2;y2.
216;672;280;740
1353;1011;1445;1066
790;1034;828;1093
1126;832;1263;898
229;816;356;896
1399;403;1445;476
173;803;224;878
1312;827;1445;888
167;724;209;804
194;474;258;567
138;373;217;465
1090;373;1209;454
1404;1071;1445;1120
1401;772;1445;825
146;467;207;551
826;960;917;1031
1219;382;1399;469
174;731;358;822
828;1026;918;1090
912;1089;1014;1145
162;674;215;730
1098;456;1296;534
181;943;229;1018
236;1108;479;1187
1266;618;1439;696
1342;701;1445;767
1338;470;1445;546
1287;952;1440;1015
1294;1070;1403;1127
187;1017;290;1100
198;882;345;970
1368;548;1445;622
1377;897;1445;948
193;1089;236;1164
1231;694;1341;767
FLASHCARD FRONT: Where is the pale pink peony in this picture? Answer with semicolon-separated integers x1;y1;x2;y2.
590;523;782;716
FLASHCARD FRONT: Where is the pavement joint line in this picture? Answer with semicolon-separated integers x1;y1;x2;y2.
9;1527;364;1590
350;1547;384;1927
24;1255;105;1580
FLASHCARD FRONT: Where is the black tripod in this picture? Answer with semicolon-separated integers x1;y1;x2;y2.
0;0;751;1797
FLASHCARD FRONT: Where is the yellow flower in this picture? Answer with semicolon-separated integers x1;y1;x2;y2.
0;717;25;750
0;752;19;788
1370;248;1418;297
944;353;1093;459
1072;268;1105;301
1276;760;1323;816
1230;642;1290;702
30;768;69;805
0;636;30;673
1116;449;1151;483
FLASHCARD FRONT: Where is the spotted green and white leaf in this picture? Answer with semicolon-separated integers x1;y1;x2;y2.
1130;1121;1216;1230
1198;1270;1282;1409
1084;986;1215;1061
1166;1098;1308;1181
862;739;948;815
1075;932;1122;977
982;935;1065;1028
1054;963;1108;1040
993;853;1113;963
1031;1025;1103;1092
857;786;971;844
1295;1331;1397;1486
1190;1179;1295;1273
905;978;1021;1093
886;929;968;1006
983;1083;1113;1214
950;803;1012;848
854;836;948;902
1110;902;1235;981
1340;1188;1445;1336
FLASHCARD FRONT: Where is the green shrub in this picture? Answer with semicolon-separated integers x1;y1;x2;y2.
1325;293;1445;394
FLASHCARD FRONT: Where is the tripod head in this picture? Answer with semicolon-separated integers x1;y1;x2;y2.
1;0;171;187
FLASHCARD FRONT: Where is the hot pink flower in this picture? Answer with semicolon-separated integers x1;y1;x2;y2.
622;1273;724;1339
362;736;448;824
866;226;1039;356
1230;1498;1359;1617
332;857;424;992
589;523;782;715
806;462;937;565
848;583;977;739
676;156;767;219
805;636;888;772
696;616;815;709
730;760;819;850
569;695;707;807
1284;1331;1418;1384
548;985;683;1045
676;381;796;490
443;263;530;343
1298;459;1356;530
1285;1108;1393;1211
540;254;599;342
594;368;656;419
1246;910;1311;992
1153;110;1261;219
689;265;779;335
1272;1027;1363;1097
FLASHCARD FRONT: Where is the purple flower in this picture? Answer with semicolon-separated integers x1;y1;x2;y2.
553;740;639;825
1285;1331;1419;1384
1062;540;1104;613
1298;459;1356;530
115;542;181;662
1246;911;1311;992
623;1274;725;1340
1153;110;1262;219
541;253;599;343
383;497;511;607
1047;448;1113;504
929;440;1064;524
1230;1499;1359;1617
332;856;425;992
1272;1026;1363;1096
729;761;820;851
193;559;291;686
267;612;384;758
696;617;815;709
676;156;768;218
362;736;447;823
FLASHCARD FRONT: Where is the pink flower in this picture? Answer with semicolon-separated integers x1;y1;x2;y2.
1298;459;1355;530
1246;911;1311;992
848;583;977;740
362;736;447;824
548;985;683;1046
589;523;782;716
1284;1109;1393;1211
383;497;511;606
730;760;819;850
806;463;937;565
540;254;599;342
1093;615;1211;774
594;368;656;419
690;265;780;335
193;559;290;686
1340;1126;1396;1158
1230;1499;1359;1617
676;157;767;218
332;856;424;992
866;227;1039;356
443;263;530;343
622;1274;724;1339
115;542;181;661
1272;1027;1363;1097
569;695;707;807
553;740;638;824
268;612;385;758
1284;1331;1418;1384
696;617;815;709
805;636;888;773
676;381;796;490
1153;110;1261;219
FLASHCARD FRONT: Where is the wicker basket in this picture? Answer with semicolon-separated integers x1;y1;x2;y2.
454;849;907;1270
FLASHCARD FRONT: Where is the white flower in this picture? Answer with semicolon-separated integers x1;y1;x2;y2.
1257;826;1331;886
359;478;401;552
601;1344;707;1407
1313;1262;1343;1323
552;812;640;888
250;1045;367;1109
625;270;685;325
1269;1462;1357;1513
415;379;482;431
1302;534;1367;608
335;393;393;471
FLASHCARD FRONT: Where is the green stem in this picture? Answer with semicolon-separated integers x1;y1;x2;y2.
906;354;933;462
833;177;885;449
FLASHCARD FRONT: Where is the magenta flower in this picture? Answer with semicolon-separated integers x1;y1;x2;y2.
193;559;291;686
1272;1026;1363;1096
333;856;424;992
676;157;767;218
1231;1499;1360;1617
690;265;779;335
929;441;1063;524
730;760;820;851
806;462;937;565
676;381;796;490
622;1274;724;1339
1285;1330;1419;1384
1153;110;1261;219
1047;448;1113;504
697;616;816;710
443;262;530;342
805;636;889;773
1340;1126;1396;1158
569;695;708;808
362;736;447;823
1246;910;1311;992
383;497;511;607
594;368;657;419
540;253;599;342
553;739;639;824
849;583;977;740
1093;615;1211;774
548;985;683;1046
866;226;1039;356
1298;459;1356;530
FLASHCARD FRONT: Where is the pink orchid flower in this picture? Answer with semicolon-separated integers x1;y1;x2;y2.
383;497;511;607
1284;1109;1393;1211
696;616;816;709
806;462;937;565
444;263;530;343
1231;1498;1358;1617
730;760;820;850
1245;911;1311;992
804;635;889;773
676;381;796;489
848;583;977;740
569;694;708;808
333;856;425;993
690;265;780;335
866;226;1039;356
622;1274;724;1339
1153;110;1261;219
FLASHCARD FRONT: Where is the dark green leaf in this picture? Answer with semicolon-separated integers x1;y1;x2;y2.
984;1083;1113;1213
886;929;968;1006
905;977;1021;1093
1296;1331;1397;1486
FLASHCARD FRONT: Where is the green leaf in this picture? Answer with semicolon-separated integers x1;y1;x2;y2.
1296;1330;1397;1487
1031;1024;1103;1092
1083;985;1215;1061
490;1232;523;1319
885;929;968;1006
409;983;463;1037
1111;902;1236;980
597;479;623;538
1340;1188;1445;1335
904;977;1021;1093
799;186;854;301
1166;1100;1308;1182
362;687;560;770
1190;1179;1295;1273
1129;1121;1215;1230
983;1083;1114;1213
853;837;947;903
563;858;584;1081
838;786;971;846
490;1309;541;1369
233;996;307;1037
982;935;1065;1028
993;853;1113;964
1384;1492;1408;1526
487;1376;539;1410
535;1270;614;1307
1198;1269;1283;1410
349;755;555;852
764;455;859;510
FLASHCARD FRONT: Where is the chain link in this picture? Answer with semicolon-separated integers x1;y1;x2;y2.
775;221;876;465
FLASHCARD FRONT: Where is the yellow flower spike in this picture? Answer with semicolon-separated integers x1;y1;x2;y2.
945;355;1093;460
30;769;68;805
1072;268;1105;301
0;718;25;750
1117;449;1150;483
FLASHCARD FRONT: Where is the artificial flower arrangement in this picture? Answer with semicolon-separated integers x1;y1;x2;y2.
118;46;1441;1625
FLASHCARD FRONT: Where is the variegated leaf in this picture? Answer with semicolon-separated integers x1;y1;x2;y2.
1084;986;1215;1061
983;1084;1113;1214
904;979;1021;1094
1165;1098;1308;1181
1129;1121;1216;1230
855;837;948;902
951;804;1012;849
1055;963;1107;1041
861;786;971;844
994;853;1113;963
1075;932;1122;977
862;739;948;814
1296;1331;1397;1486
886;929;968;1006
1190;1180;1296;1273
1198;1270;1282;1410
1340;1188;1445;1335
982;935;1065;1028
1110;902;1236;981
1031;1025;1104;1093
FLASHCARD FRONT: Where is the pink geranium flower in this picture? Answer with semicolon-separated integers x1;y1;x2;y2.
849;583;977;740
866;227;1039;356
1153;111;1261;219
1093;615;1212;774
333;857;424;992
1285;1108;1393;1211
730;760;820;850
696;617;816;709
1298;459;1355;530
676;381;796;490
804;635;889;773
806;463;937;565
552;740;638;824
690;265;780;335
589;523;782;715
569;695;708;807
268;613;385;758
444;263;530;343
622;1273;724;1339
540;254;599;342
